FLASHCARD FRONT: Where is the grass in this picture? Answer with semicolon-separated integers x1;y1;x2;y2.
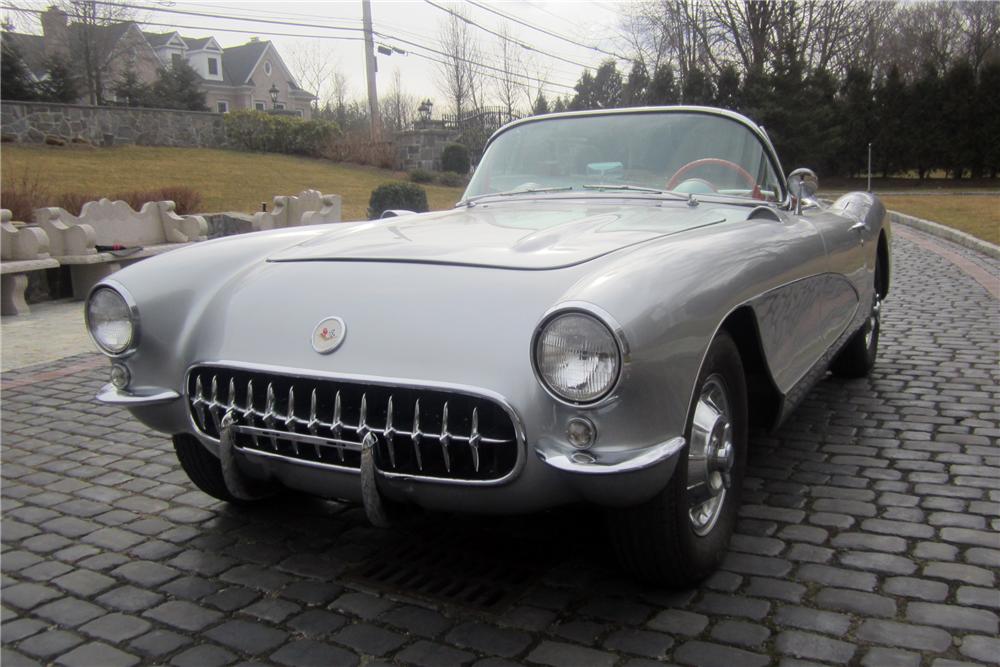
0;144;465;221
879;195;1000;246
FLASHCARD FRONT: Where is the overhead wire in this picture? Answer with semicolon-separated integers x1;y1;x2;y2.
465;0;628;61
421;0;594;73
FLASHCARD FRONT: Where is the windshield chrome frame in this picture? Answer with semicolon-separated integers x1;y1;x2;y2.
460;106;789;209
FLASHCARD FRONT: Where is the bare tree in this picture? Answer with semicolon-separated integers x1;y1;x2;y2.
494;23;526;118
381;67;416;133
55;0;139;105
290;39;341;110
436;9;484;118
958;0;1000;74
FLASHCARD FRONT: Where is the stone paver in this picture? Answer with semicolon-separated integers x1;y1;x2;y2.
2;230;998;665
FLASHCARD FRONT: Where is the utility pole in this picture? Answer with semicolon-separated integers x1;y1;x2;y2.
362;0;382;141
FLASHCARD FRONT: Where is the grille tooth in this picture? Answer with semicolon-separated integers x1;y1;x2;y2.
384;395;397;469
440;402;452;473
412;399;423;471
187;367;518;482
193;375;207;429
469;407;481;473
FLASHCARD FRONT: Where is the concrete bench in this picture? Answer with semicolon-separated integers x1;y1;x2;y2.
253;189;342;231
34;198;208;299
1;209;59;315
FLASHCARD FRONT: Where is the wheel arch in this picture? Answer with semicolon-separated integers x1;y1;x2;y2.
718;306;782;432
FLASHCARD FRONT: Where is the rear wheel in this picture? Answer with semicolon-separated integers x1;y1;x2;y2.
831;260;884;378
608;332;747;587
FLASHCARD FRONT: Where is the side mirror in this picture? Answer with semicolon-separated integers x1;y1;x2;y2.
787;168;818;214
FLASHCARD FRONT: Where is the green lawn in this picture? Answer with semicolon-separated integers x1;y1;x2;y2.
0;144;465;221
879;195;999;246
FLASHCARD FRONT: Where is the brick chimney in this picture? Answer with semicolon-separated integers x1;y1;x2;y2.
41;6;69;59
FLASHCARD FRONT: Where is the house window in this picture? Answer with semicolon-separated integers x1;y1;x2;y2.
255;101;265;111
217;101;229;113
274;102;285;110
171;53;182;68
208;57;218;75
296;110;304;117
264;61;272;76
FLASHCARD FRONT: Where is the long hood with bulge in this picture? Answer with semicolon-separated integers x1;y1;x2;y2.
268;198;735;270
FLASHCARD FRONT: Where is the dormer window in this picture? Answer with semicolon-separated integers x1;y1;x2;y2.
264;61;272;76
208;57;218;75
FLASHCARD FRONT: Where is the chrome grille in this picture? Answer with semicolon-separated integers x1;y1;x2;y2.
187;366;519;482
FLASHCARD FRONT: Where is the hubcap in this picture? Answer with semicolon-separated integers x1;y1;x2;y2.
864;294;882;349
687;375;734;536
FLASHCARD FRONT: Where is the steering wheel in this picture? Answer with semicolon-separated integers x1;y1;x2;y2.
666;158;757;191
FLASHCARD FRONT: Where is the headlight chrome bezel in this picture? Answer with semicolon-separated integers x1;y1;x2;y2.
531;303;628;407
85;281;140;357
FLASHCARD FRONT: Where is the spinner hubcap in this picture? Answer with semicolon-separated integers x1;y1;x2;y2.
687;375;734;536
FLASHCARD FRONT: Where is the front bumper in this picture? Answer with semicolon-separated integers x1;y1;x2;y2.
101;379;685;511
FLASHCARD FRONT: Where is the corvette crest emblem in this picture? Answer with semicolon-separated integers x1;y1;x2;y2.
311;317;346;354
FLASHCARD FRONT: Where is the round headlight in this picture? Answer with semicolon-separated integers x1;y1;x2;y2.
534;312;621;403
86;287;135;355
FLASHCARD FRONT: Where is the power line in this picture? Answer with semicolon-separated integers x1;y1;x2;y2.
465;0;627;61
1;5;365;41
421;0;594;72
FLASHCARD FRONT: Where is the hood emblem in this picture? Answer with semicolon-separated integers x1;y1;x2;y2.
312;317;346;354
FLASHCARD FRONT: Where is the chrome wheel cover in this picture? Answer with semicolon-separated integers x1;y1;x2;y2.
687;375;734;536
864;294;882;350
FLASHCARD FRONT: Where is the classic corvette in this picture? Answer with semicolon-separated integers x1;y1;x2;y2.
86;106;889;586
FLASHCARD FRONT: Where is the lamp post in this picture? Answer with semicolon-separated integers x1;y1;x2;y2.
268;84;280;110
418;99;433;125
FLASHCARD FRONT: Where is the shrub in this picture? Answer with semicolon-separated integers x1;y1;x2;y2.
409;168;435;184
154;186;202;215
54;191;97;216
0;168;48;221
440;143;470;174
225;110;341;157
54;187;203;216
437;171;467;187
367;182;429;220
325;131;397;168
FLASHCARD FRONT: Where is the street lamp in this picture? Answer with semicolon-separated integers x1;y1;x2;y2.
418;99;433;124
268;84;280;109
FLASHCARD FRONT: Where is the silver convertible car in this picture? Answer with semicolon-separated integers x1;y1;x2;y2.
86;107;889;587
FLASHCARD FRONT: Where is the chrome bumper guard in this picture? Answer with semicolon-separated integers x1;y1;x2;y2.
537;436;686;474
96;383;180;407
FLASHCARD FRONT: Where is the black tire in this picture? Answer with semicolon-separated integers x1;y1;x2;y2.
608;331;747;587
831;261;884;378
173;434;240;503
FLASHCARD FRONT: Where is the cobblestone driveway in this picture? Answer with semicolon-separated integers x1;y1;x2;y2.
2;232;998;667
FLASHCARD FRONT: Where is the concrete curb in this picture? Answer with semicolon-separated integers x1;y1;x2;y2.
887;210;1000;260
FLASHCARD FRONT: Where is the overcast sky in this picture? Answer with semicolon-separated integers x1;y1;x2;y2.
10;1;628;110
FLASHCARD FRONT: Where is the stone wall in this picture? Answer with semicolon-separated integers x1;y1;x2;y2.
395;128;462;172
0;101;227;148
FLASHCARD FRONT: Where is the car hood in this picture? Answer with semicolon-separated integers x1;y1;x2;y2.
268;199;735;270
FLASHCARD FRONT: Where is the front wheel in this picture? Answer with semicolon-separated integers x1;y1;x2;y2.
608;332;747;587
831;262;884;378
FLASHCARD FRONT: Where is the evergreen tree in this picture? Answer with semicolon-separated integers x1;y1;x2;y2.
112;67;150;107
1;40;37;101
570;70;595;110
873;64;910;177
532;91;550;115
680;67;713;105
622;60;649;106
36;57;80;103
646;63;677;105
714;65;740;111
908;62;945;179
551;97;567;113
590;60;623;109
147;61;208;111
838;67;875;177
978;62;1000;178
941;61;977;179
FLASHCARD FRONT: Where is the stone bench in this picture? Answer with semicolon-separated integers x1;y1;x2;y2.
253;189;342;231
34;198;207;299
1;210;59;315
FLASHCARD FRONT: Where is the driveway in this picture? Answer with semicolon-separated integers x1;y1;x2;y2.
2;227;998;667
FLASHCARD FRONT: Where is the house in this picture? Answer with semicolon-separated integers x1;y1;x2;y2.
4;7;315;117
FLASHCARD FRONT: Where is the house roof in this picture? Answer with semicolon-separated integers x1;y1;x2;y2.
184;36;219;52
2;32;47;78
142;31;177;48
219;40;269;85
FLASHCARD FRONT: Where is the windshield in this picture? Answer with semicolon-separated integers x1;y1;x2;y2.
464;111;783;203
